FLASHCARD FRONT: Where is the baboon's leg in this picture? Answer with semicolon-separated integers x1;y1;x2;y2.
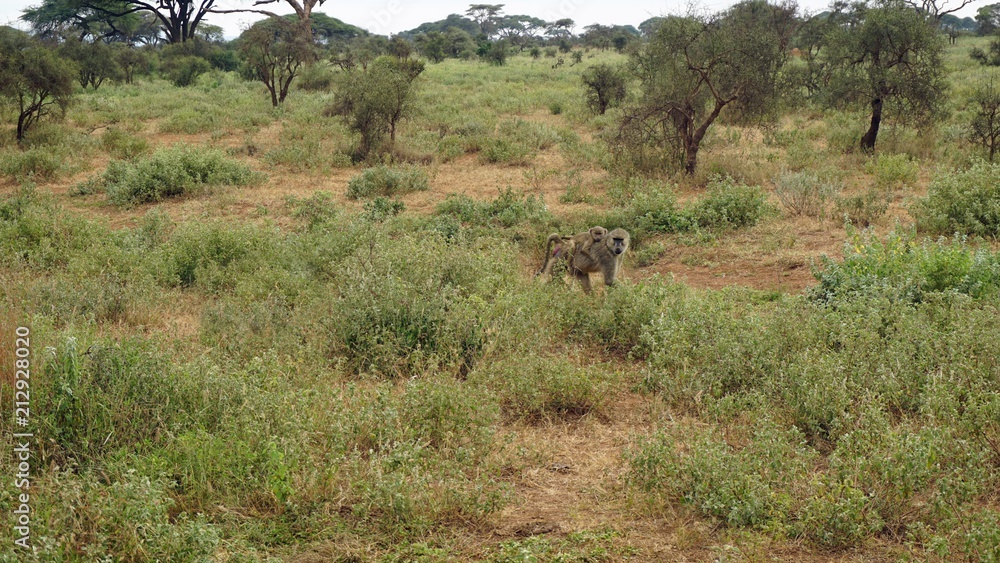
574;269;592;294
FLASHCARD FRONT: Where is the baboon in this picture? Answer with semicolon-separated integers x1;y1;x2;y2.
535;226;607;279
569;228;630;294
535;227;629;294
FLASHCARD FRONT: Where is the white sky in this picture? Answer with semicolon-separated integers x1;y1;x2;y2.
0;0;987;39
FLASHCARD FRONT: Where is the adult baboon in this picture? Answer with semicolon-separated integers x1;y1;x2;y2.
568;227;630;294
535;226;607;279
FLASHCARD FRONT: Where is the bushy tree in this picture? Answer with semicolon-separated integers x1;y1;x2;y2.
582;63;627;115
238;18;316;106
971;39;1000;66
0;27;76;141
970;76;1000;161
615;0;796;175
59;38;122;89
478;39;510;66
114;44;152;84
816;0;946;153
976;3;1000;35
331;56;424;160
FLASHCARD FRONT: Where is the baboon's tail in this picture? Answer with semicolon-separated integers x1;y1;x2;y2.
534;233;563;278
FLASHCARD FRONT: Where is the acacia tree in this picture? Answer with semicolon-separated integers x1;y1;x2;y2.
22;0;215;43
0;28;76;142
616;0;796;175
818;0;945;153
239;18;315;106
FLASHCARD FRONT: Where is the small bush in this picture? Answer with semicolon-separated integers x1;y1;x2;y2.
436;188;550;228
912;160;1000;237
774;171;839;218
471;354;613;422
92;145;266;206
0;147;65;181
688;176;773;230
163;55;211;87
363;196;405;221
346;165;429;200
627;421;815;528
834;187;889;227
285;191;338;230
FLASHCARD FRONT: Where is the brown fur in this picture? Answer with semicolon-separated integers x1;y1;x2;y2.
535;227;629;294
535;227;606;279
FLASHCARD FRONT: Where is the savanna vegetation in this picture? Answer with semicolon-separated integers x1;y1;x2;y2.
4;0;1000;560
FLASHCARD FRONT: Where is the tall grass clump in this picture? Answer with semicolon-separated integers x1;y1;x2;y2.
346;164;429;199
864;153;919;189
834;187;889;227
90;145;266;206
912;160;1000;236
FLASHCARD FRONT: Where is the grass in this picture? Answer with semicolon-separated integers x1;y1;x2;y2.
5;37;1000;561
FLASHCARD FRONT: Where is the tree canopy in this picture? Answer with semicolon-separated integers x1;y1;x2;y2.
0;27;76;141
816;0;946;152
617;0;796;174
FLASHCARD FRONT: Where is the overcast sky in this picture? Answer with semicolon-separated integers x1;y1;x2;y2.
0;0;986;39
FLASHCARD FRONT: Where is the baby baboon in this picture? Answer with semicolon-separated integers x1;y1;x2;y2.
574;226;607;263
567;227;630;294
535;227;605;279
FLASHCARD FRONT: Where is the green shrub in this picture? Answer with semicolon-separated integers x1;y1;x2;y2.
688;175;773;230
810;227;1000;304
155;221;278;290
30;470;219;560
471;353;613;422
0;146;66;181
478;136;535;165
163;55;211;86
346;164;429;200
627;420;815;528
362;196;406;221
436;188;550;228
285;190;339;230
92;145;266;206
557;278;675;356
912;160;1000;237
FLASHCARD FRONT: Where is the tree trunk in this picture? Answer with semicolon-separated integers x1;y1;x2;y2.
860;97;882;153
16;113;27;142
683;139;698;175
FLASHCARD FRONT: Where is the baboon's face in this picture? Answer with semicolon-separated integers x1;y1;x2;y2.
607;229;629;256
590;227;607;242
